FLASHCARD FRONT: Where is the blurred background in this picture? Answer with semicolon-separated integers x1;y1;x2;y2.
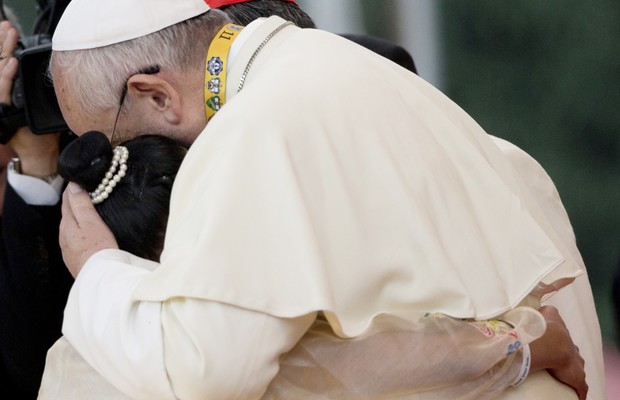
7;0;620;391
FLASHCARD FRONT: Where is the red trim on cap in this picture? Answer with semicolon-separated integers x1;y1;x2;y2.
207;0;297;8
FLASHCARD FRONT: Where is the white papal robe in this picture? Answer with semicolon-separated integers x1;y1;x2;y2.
50;16;600;400
40;136;605;399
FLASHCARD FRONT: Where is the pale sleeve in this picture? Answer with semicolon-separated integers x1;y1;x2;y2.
263;307;546;400
62;249;316;400
62;249;175;400
162;300;315;400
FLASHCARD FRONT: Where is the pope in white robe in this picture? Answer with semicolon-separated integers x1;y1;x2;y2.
44;1;601;398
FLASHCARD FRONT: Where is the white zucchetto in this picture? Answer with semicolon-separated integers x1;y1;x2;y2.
52;0;211;51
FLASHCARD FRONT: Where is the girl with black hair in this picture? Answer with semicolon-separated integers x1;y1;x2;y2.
38;132;187;399
58;130;187;261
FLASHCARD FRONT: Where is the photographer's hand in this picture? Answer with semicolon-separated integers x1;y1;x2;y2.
0;21;18;215
0;20;60;180
0;20;18;104
9;128;60;179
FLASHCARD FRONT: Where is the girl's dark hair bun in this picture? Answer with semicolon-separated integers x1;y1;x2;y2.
58;131;113;192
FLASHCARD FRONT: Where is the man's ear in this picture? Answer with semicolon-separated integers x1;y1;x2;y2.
126;74;182;125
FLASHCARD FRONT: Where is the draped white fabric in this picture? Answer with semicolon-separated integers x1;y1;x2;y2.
46;17;599;400
136;18;581;337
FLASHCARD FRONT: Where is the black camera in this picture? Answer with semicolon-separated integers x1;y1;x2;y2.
12;34;67;133
0;0;71;143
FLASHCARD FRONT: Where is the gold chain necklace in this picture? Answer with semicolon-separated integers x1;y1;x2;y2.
237;21;294;93
203;20;293;121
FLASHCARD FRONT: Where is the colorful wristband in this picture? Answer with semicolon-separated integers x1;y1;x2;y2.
510;343;531;387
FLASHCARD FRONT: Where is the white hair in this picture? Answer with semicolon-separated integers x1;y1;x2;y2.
50;9;231;118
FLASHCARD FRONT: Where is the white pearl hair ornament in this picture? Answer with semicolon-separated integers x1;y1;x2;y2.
89;146;129;204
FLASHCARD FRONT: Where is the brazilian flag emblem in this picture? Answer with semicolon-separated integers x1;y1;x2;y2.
206;96;222;112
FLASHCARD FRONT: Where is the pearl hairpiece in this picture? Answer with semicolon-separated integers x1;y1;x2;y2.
89;146;129;204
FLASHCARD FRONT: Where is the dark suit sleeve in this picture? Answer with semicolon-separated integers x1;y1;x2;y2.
614;251;620;348
0;183;73;399
339;33;418;75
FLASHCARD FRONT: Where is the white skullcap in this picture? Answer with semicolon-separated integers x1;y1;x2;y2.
52;0;211;51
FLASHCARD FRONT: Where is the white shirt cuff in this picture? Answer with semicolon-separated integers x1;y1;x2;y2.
7;159;64;205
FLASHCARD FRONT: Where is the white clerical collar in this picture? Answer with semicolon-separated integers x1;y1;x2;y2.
227;18;265;70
